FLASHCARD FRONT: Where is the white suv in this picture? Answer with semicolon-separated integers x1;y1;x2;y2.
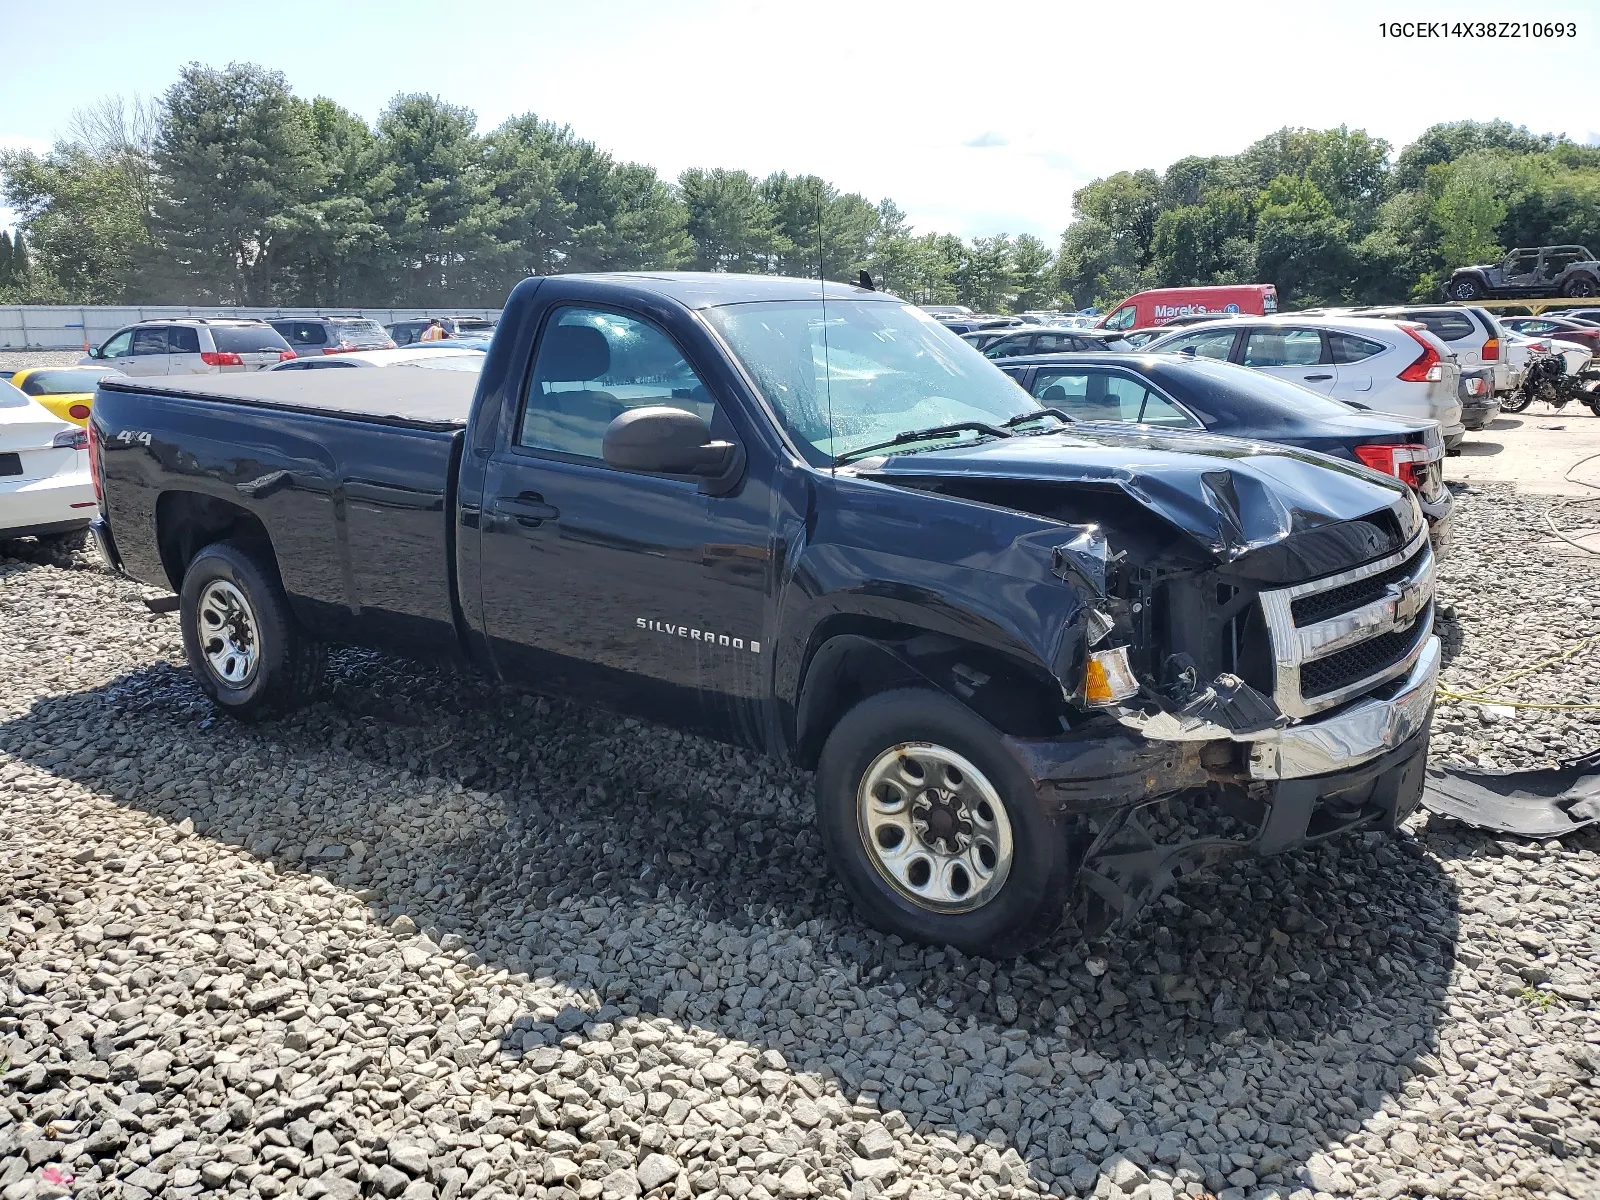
81;319;295;376
1145;315;1466;447
1304;305;1513;396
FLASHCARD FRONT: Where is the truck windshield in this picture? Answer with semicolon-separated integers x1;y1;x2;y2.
704;300;1041;464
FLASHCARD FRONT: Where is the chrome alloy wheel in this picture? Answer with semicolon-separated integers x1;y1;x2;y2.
197;579;260;686
857;742;1014;913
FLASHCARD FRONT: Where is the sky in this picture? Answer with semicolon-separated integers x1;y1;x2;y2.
1;0;1597;240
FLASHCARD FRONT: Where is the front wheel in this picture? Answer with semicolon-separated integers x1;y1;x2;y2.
179;540;324;722
815;688;1077;957
1500;392;1534;414
1447;276;1484;301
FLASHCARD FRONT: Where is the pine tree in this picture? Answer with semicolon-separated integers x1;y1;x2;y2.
0;230;13;288
10;230;29;283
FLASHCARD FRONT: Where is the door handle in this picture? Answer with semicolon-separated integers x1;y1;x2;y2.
1302;373;1333;382
494;493;560;525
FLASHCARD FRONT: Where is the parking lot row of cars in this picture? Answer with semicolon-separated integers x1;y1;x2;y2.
5;286;1598;556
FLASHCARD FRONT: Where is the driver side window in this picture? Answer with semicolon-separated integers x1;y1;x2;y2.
100;329;134;359
1164;328;1237;360
519;306;714;461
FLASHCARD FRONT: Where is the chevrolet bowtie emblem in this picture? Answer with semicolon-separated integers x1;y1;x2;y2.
1389;577;1427;628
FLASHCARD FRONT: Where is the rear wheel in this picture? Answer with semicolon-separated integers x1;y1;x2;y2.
815;688;1077;957
179;540;324;721
1561;274;1599;298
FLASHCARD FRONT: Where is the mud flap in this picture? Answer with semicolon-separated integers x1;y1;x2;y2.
1421;751;1600;837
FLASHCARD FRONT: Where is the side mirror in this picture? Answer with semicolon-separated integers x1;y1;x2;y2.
602;406;744;490
87;346;102;359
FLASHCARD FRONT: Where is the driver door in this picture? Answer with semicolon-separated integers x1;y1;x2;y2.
1500;250;1541;293
96;328;136;372
474;303;769;738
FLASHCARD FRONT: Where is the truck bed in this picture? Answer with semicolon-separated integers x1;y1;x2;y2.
93;369;471;662
99;369;477;432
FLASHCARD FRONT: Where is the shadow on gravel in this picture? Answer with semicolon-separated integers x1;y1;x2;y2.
2;644;1461;1195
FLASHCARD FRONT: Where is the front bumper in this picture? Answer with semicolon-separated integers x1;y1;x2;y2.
1245;635;1438;780
1004;641;1437;929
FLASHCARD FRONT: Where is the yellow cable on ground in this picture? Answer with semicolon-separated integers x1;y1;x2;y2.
1435;635;1600;710
1426;446;1600;709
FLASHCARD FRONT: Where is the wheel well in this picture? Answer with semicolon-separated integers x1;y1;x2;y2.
792;623;1068;769
155;491;278;592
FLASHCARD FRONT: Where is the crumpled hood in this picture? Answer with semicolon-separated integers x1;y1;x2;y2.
858;426;1419;564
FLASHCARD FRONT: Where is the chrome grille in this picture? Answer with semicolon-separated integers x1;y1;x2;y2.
1258;531;1435;719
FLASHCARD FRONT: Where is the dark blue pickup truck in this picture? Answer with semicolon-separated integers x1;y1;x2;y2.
89;273;1440;955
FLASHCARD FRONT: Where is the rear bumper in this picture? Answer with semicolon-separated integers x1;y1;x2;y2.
1419;488;1453;557
89;516;124;573
0;472;97;539
1461;396;1500;429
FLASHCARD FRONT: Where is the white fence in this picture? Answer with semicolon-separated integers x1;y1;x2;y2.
0;306;506;351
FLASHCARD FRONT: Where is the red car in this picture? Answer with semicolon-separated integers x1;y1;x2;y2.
1500;315;1600;352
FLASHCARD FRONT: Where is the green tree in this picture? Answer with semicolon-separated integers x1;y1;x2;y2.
1009;233;1056;310
1432;152;1511;270
0;230;12;290
679;168;778;272
375;93;500;304
277;96;394;305
1393;119;1556;191
1253;175;1355;307
152;62;326;303
952;235;1016;312
0;97;160;302
1151;191;1252;286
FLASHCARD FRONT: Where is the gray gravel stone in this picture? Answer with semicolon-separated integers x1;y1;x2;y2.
0;488;1597;1200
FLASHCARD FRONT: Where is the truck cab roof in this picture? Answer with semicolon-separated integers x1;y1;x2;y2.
549;271;892;308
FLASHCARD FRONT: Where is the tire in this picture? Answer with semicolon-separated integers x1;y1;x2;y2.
179;540;324;722
1500;393;1533;414
815;687;1077;957
1561;274;1599;298
1447;276;1484;301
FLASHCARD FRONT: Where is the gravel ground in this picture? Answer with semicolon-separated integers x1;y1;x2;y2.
1;486;1597;1200
0;351;89;372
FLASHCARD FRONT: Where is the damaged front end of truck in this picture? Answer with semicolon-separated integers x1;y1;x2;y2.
851;432;1441;933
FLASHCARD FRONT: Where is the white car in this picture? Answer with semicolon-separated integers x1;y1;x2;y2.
268;347;487;372
81;319;295;376
1145;315;1465;446
0;379;96;546
1304;305;1514;397
1502;331;1592;381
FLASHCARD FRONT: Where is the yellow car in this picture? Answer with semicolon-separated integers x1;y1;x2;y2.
9;366;116;427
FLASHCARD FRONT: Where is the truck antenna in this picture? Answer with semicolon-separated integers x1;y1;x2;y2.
818;191;835;473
